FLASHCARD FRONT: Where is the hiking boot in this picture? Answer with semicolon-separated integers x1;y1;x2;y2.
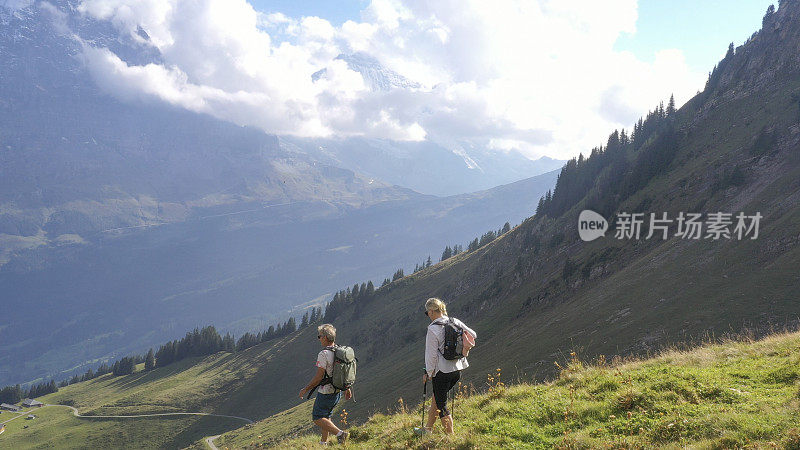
337;431;349;445
413;427;431;436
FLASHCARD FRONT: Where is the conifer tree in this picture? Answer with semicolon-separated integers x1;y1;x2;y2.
223;333;235;351
441;245;452;261
667;94;676;116
366;280;375;297
145;349;155;371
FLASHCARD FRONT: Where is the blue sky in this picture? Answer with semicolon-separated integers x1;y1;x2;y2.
250;0;365;26
615;0;775;74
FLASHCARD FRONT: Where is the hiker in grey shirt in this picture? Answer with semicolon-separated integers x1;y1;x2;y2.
299;324;351;445
422;297;476;435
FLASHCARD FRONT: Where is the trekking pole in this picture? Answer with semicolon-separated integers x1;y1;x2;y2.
421;373;427;430
452;381;458;418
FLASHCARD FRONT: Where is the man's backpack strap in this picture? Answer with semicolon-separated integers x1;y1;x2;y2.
305;346;337;399
306;374;334;399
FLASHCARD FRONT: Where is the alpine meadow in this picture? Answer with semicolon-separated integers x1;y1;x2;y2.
2;0;800;449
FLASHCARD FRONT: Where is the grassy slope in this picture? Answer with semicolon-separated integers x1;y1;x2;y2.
227;331;800;449
200;403;314;450
0;405;244;449
0;349;280;448
39;351;266;416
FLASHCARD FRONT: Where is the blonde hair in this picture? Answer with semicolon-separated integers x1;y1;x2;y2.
317;324;336;342
425;297;447;316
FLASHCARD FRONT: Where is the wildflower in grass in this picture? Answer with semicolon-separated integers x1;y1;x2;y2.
486;368;506;397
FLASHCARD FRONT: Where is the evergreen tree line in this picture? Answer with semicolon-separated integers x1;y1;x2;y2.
536;97;679;220
112;356;141;376
323;280;376;321
378;221;516;300
0;380;58;403
439;244;463;261
154;326;235;367
413;256;433;274
393;221;514;283
464;222;512;253
235;307;322;352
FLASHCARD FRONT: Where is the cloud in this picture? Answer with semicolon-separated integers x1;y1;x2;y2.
73;0;706;159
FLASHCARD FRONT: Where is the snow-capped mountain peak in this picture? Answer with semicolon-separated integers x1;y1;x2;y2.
312;52;421;92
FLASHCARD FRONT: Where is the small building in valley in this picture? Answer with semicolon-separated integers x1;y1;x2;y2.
1;403;21;412
21;399;44;408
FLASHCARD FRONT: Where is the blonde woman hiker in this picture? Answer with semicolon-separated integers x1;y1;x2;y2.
419;297;476;435
299;324;353;446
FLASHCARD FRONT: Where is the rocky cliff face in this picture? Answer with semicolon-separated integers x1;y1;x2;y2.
711;1;800;98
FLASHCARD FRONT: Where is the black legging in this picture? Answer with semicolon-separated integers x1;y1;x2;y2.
431;370;460;417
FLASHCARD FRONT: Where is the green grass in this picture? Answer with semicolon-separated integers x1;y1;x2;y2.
0;405;244;449
37;337;299;419
225;331;800;449
195;402;314;450
0;348;278;448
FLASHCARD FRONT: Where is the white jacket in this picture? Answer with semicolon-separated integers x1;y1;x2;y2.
425;316;477;378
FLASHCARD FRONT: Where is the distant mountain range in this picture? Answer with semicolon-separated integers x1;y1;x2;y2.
0;0;560;386
282;136;564;196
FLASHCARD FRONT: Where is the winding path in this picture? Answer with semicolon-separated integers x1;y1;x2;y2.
47;405;251;449
46;404;253;424
205;434;223;450
1;404;250;447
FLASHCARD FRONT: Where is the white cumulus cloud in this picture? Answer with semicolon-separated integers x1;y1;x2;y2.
75;0;706;159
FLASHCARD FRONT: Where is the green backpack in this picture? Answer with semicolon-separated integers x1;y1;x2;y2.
308;345;357;398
